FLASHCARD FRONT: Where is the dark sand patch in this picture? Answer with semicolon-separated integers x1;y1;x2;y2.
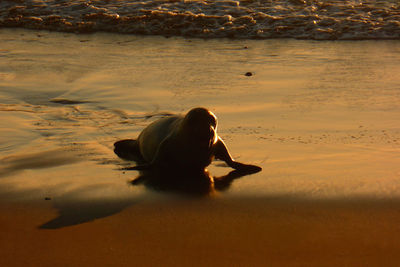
1;197;400;266
0;149;81;178
49;99;92;105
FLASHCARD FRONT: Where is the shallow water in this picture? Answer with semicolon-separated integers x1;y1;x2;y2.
0;29;400;211
1;0;399;40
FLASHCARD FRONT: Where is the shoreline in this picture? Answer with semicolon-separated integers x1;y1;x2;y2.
4;26;400;41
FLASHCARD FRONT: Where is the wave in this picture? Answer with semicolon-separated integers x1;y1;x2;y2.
1;0;399;40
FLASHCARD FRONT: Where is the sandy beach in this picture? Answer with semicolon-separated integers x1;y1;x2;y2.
1;28;400;266
2;197;400;266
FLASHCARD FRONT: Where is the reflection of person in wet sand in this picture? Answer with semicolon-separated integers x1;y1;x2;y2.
114;107;261;193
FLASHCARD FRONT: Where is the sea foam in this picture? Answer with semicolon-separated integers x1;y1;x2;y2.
1;0;399;40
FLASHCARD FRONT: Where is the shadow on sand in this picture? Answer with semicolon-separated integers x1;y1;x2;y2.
39;198;135;229
39;167;259;229
129;167;259;196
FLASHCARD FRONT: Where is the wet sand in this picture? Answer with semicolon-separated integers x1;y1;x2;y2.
1;28;400;266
